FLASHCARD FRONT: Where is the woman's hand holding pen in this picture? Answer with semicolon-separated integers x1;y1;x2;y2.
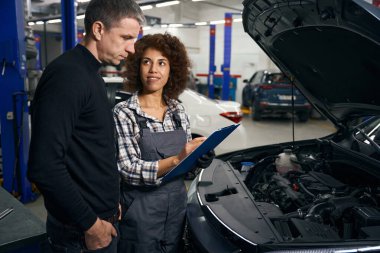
157;137;206;177
177;137;206;161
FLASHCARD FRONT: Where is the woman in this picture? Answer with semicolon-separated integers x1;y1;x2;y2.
113;33;214;253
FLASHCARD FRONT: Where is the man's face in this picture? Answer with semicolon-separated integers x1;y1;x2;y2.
97;17;140;65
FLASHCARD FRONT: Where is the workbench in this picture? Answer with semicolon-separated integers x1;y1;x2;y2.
0;186;46;253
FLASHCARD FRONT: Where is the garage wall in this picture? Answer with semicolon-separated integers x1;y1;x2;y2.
190;2;278;103
144;4;278;104
144;27;200;54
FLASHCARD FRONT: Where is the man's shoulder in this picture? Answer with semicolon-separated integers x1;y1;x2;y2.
37;53;92;97
47;48;85;70
42;49;91;84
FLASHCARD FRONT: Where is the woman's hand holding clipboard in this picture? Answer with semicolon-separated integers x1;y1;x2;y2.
159;124;240;184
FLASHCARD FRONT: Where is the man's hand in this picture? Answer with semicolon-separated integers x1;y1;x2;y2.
84;218;117;250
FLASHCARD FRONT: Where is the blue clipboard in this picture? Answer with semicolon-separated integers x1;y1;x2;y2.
160;124;240;184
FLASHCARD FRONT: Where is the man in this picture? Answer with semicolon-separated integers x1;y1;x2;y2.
27;0;144;252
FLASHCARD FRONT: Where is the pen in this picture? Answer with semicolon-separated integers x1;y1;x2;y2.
0;207;14;220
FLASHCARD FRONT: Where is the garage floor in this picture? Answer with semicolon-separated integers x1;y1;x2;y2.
25;115;335;221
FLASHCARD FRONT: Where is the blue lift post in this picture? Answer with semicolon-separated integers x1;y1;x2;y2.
34;34;42;70
0;0;35;202
138;27;144;40
221;13;232;101
207;25;216;99
61;0;77;52
77;28;85;44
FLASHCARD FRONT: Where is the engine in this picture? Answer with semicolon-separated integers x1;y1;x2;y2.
245;148;380;241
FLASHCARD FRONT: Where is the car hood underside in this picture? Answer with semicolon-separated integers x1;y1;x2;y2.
242;0;380;125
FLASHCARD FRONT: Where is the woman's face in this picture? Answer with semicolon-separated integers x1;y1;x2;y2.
139;47;170;94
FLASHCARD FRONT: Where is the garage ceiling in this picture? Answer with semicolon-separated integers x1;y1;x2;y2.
28;0;243;24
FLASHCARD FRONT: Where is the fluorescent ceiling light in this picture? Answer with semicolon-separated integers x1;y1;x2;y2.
233;18;242;22
195;22;207;26
161;24;168;28
77;14;85;19
77;0;90;2
210;20;225;24
168;23;183;28
36;21;44;25
47;19;61;24
192;0;205;1
28;21;35;26
142;26;152;31
140;5;153;10
156;1;179;8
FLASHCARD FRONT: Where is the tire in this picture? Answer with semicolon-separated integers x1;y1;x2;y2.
297;111;309;122
242;88;252;107
251;105;262;121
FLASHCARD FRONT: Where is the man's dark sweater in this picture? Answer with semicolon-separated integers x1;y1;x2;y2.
28;44;119;231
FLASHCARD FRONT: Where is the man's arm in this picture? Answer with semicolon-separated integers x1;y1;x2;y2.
27;65;97;231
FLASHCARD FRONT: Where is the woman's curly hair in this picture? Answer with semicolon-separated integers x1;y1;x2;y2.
124;33;190;99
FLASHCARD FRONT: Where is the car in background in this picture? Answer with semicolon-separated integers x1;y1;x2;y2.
104;77;248;155
242;70;311;122
186;0;380;252
178;89;246;155
187;70;200;91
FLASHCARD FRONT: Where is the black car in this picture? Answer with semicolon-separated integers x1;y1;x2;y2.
242;70;311;122
186;0;380;252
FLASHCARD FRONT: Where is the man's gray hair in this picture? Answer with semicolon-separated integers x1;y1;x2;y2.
84;0;145;34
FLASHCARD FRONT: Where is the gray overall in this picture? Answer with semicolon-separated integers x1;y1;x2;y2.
118;111;187;253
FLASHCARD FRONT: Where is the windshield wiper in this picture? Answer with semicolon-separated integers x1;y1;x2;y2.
358;128;380;153
352;117;380;154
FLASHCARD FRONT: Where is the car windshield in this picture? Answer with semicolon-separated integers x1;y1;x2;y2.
264;73;290;84
240;69;336;148
239;117;336;149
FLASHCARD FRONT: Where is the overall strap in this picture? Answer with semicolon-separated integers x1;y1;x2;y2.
133;111;148;136
172;111;182;130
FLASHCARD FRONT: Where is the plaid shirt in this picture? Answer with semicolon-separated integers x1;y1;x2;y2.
113;93;192;186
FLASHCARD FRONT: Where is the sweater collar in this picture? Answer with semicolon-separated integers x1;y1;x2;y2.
76;44;102;71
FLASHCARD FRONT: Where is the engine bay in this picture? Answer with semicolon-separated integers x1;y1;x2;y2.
239;142;380;242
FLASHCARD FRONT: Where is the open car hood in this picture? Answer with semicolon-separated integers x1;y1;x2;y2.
242;0;380;125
